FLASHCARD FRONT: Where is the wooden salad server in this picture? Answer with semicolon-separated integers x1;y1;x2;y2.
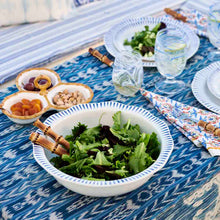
29;132;68;156
33;119;70;149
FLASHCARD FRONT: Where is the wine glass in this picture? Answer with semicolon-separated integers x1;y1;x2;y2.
112;50;143;97
154;28;187;95
207;3;220;61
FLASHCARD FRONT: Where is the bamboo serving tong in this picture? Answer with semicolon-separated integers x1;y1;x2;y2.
29;119;69;156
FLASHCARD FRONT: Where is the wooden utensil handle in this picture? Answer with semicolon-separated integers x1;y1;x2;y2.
29;132;69;156
88;48;114;67
164;8;187;22
198;120;220;137
33;119;70;149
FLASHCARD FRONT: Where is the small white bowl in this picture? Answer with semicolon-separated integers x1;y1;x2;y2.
16;68;61;91
47;83;94;110
33;102;173;197
0;91;49;124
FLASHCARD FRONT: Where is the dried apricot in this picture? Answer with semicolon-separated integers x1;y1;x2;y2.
33;104;41;113
24;111;29;116
13;111;22;116
30;99;41;105
21;99;30;105
11;107;22;113
11;105;19;112
22;108;26;115
11;99;42;116
22;104;31;109
29;108;37;115
15;102;23;108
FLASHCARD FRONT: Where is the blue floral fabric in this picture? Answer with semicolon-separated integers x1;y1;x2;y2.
0;37;220;219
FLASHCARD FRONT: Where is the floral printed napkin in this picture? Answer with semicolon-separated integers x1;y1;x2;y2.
164;9;207;37
141;89;220;156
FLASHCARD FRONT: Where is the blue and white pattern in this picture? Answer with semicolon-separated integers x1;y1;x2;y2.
0;0;185;84
192;62;220;115
0;0;75;26
0;37;220;219
33;102;173;188
164;9;208;37
104;16;200;67
141;89;220;156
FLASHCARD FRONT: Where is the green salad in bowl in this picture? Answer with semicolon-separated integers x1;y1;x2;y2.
50;111;160;181
123;22;166;57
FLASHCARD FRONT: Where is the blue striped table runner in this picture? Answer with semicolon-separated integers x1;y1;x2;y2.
0;0;185;84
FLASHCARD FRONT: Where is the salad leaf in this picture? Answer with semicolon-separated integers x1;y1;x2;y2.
59;158;87;176
62;154;75;164
93;151;112;166
138;133;150;145
65;122;87;142
75;141;102;153
128;142;148;174
82;177;105;181
106;168;129;178
78;125;101;144
147;132;160;159
113;144;131;157
50;156;69;169
110;126;140;144
151;23;161;33
112;111;121;130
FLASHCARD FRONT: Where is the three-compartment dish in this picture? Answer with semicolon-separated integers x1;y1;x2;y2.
0;68;94;124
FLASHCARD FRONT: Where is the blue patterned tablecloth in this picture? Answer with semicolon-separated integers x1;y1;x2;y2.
1;37;220;220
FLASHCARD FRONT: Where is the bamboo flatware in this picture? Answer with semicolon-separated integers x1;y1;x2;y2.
88;48;114;67
164;8;187;22
30;119;70;156
29;132;68;156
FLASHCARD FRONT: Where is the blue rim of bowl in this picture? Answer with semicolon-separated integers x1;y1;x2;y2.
33;101;173;187
104;16;200;67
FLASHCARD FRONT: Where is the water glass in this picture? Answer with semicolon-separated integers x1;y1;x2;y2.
154;28;187;95
112;50;143;97
207;3;220;61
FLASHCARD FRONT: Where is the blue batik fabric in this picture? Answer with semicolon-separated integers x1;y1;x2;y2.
0;37;220;220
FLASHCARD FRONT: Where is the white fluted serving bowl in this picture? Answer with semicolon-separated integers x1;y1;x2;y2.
33;102;173;197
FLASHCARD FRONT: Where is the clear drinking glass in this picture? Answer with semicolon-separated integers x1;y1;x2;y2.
154;28;187;95
207;3;220;61
112;50;143;97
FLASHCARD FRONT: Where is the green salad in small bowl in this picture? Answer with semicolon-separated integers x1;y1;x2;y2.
123;22;166;57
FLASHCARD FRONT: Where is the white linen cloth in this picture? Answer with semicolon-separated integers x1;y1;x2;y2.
0;0;75;26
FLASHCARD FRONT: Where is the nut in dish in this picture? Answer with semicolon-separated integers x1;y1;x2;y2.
0;68;94;124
